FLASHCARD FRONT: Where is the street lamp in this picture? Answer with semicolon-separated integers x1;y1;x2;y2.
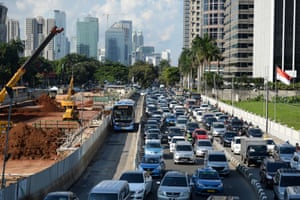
1;86;13;189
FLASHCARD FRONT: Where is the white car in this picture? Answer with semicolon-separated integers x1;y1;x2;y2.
199;103;210;112
231;136;241;154
264;137;276;153
195;111;203;122
169;136;186;153
194;139;213;157
119;170;152;200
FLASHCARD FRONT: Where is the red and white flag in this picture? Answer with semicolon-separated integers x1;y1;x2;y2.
276;67;292;85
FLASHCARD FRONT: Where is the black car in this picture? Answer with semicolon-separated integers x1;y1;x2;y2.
220;131;238;147
203;117;218;131
185;122;200;135
246;127;263;137
259;158;290;188
227;117;244;133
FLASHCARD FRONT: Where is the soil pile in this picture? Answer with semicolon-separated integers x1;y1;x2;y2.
36;94;63;112
0;123;65;160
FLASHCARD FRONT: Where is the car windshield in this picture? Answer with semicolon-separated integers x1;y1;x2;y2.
176;145;192;151
235;138;241;144
225;132;237;137
195;130;207;135
188;123;199;129
162;176;187;187
89;193;118;200
143;157;160;164
267;162;289;172
120;173;143;183
44;196;69;200
280;147;295;154
266;140;275;145
209;154;226;162
198;141;212;147
146;143;161;148
198;171;219;180
146;134;159;139
280;176;300;187
177;119;187;124
172;138;185;143
214;124;224;128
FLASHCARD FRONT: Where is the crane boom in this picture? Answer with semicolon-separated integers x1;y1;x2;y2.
0;26;64;103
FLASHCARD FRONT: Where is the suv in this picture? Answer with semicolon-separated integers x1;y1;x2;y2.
173;141;195;164
259;158;290;188
205;150;230;176
157;171;191;200
273;168;300;200
273;143;296;163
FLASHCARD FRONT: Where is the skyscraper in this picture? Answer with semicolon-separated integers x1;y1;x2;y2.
223;0;254;78
76;16;99;59
183;0;190;48
53;10;68;59
25;17;55;60
0;3;8;43
253;0;300;82
132;30;143;52
105;20;132;66
6;18;20;42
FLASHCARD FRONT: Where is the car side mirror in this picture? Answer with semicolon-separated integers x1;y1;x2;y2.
156;181;161;185
294;157;299;162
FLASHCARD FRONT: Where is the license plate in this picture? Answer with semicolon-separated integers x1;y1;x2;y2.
207;189;215;193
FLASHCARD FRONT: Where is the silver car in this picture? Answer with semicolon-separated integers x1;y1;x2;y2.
194;139;213;157
173;141;195;164
157;171;191;200
211;122;226;137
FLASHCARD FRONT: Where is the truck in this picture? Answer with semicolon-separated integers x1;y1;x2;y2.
240;137;269;167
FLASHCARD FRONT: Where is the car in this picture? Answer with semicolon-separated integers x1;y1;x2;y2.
166;126;184;144
227;117;244;133
211;122;226;137
164;113;177;126
194;139;213;157
246;127;263;137
43;191;79;200
144;128;161;137
220;131;238;147
138;155;166;178
205;150;230;176
119;170;152;200
191;167;224;196
273;143;296;163
173;141;195;164
264;137;276;153
170;136;186;153
203;117;218;131
176;117;188;132
157;171;191;200
206;195;240;200
145;132;161;143
144;139;163;157
199;103;210;112
230;136;241;154
192;128;209;141
195;111;203;122
259;158;290;188
217;114;229;124
273;168;300;200
185;122;200;135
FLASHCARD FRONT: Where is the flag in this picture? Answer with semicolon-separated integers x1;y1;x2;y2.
276;67;292;85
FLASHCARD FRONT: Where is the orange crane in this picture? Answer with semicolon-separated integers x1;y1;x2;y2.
0;26;64;131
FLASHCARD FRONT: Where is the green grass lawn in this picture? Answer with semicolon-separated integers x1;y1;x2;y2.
231;101;300;130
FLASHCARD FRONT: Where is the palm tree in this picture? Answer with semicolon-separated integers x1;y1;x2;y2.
191;33;221;92
178;48;193;89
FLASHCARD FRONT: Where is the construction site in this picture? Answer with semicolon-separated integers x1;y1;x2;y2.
0;26;124;187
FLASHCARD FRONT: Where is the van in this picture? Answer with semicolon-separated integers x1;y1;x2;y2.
88;180;131;200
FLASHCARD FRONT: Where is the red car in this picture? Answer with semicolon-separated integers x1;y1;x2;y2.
192;128;209;140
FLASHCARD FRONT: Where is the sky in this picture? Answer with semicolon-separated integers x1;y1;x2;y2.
2;0;183;66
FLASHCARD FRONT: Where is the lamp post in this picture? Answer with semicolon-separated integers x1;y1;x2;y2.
1;87;13;189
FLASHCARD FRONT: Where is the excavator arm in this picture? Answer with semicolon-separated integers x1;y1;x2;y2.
0;26;63;103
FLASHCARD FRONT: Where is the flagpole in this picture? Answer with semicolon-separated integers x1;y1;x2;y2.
274;78;277;122
265;77;269;135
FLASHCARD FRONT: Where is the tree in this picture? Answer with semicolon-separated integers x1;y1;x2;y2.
160;67;180;87
95;61;129;85
178;48;194;89
128;61;158;88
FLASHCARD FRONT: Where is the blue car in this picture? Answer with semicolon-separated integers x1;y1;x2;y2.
138;155;165;177
164;114;177;126
191;167;224;195
144;140;163;157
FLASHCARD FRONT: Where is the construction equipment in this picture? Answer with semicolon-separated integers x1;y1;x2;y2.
0;26;63;132
61;76;79;120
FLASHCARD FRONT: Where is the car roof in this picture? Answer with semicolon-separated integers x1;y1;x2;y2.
208;150;226;155
176;141;192;145
164;170;187;177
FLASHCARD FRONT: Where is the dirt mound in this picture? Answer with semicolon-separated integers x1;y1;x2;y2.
36;94;63;112
0;123;65;160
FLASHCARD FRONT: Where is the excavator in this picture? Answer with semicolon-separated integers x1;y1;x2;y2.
0;26;64;132
61;75;79;120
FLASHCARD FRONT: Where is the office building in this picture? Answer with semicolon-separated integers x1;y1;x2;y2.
161;49;171;64
105;20;132;66
222;0;254;78
53;10;68;59
253;0;300;82
76;16;99;59
132;30;143;52
0;3;7;43
183;0;190;48
6;19;20;42
25;17;55;60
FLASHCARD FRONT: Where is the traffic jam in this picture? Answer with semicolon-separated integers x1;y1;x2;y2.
137;87;300;200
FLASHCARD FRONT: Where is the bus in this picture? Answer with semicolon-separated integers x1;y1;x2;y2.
111;99;136;131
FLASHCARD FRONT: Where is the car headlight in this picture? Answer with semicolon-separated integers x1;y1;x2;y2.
218;182;223;188
196;182;205;187
157;189;165;196
136;188;144;194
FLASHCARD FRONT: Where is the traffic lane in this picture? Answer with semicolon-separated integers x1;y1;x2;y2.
214;137;276;199
69;132;130;199
161;145;257;200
